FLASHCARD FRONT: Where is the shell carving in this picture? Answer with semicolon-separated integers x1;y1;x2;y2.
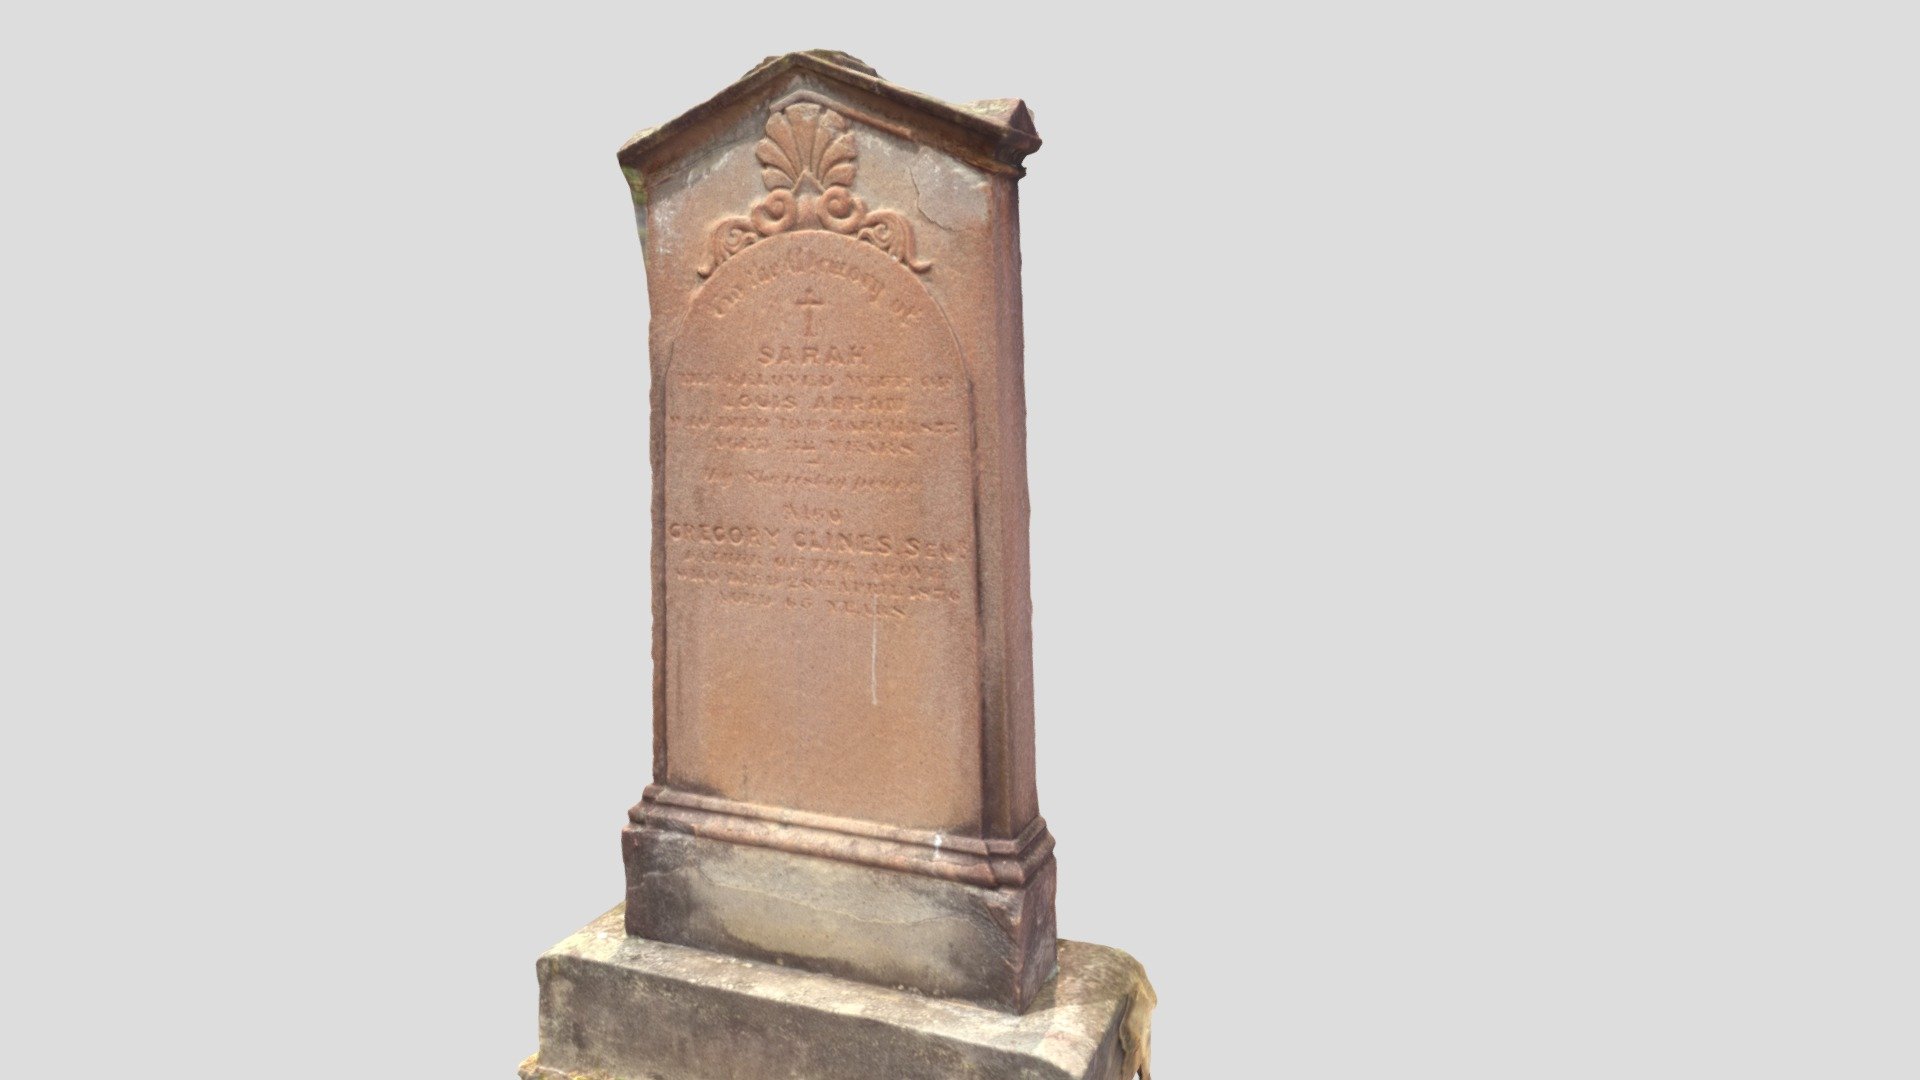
698;103;931;277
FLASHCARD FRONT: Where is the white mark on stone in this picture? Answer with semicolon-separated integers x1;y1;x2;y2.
869;593;879;705
684;145;740;190
909;148;987;232
933;834;943;856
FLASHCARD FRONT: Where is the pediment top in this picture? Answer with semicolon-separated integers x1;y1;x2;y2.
617;51;1041;178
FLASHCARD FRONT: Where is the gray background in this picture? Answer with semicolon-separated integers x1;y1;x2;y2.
4;4;1914;1077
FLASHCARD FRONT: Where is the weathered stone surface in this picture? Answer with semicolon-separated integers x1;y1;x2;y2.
523;906;1153;1080
624;821;1056;1012
615;49;1058;1010
659;228;980;832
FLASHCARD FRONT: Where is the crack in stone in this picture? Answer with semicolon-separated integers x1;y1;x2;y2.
909;165;958;233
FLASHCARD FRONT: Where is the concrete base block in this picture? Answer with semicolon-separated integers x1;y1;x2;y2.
523;905;1154;1080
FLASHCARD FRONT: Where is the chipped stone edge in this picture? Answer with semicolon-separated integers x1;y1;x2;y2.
529;906;1153;1080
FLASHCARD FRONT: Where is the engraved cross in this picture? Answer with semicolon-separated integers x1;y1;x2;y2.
795;288;824;337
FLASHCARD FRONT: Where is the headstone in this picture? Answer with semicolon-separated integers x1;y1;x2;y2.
523;52;1155;1080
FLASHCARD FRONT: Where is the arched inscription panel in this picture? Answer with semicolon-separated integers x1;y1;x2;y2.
662;230;981;832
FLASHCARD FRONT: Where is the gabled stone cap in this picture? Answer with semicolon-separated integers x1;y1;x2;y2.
617;50;1042;178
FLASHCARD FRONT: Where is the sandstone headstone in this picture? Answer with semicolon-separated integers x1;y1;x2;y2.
524;51;1154;1080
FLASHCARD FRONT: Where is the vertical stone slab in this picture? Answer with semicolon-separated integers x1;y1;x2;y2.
663;230;980;831
614;52;1052;1012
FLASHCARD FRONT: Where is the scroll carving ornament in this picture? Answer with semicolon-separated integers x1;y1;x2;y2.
698;102;930;278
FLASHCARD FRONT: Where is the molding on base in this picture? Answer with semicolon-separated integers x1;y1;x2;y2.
632;784;1054;887
624;822;1058;1011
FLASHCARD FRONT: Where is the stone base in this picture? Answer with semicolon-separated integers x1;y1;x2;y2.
625;821;1057;1011
524;905;1153;1080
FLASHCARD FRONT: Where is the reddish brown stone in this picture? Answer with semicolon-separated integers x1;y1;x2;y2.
614;50;1057;1012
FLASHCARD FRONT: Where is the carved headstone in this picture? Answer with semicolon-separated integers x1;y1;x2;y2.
623;52;1056;1012
524;52;1155;1080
